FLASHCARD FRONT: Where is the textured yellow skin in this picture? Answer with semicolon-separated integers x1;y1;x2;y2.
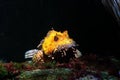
42;30;74;55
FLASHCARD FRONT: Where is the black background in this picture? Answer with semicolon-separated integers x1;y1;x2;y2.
0;0;120;62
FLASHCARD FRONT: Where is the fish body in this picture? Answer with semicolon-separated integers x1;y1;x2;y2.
25;29;82;63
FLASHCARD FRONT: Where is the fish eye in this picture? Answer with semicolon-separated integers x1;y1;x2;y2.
54;36;59;41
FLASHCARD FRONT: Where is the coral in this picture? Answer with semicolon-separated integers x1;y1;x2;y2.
0;63;8;79
19;68;71;80
0;54;120;79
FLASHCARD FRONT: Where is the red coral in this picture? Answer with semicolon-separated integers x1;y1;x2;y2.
3;62;20;78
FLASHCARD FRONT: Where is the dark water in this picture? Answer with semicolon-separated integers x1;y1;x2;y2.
0;0;120;62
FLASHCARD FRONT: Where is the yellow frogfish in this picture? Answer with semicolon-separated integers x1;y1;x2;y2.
25;29;82;63
38;29;75;55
